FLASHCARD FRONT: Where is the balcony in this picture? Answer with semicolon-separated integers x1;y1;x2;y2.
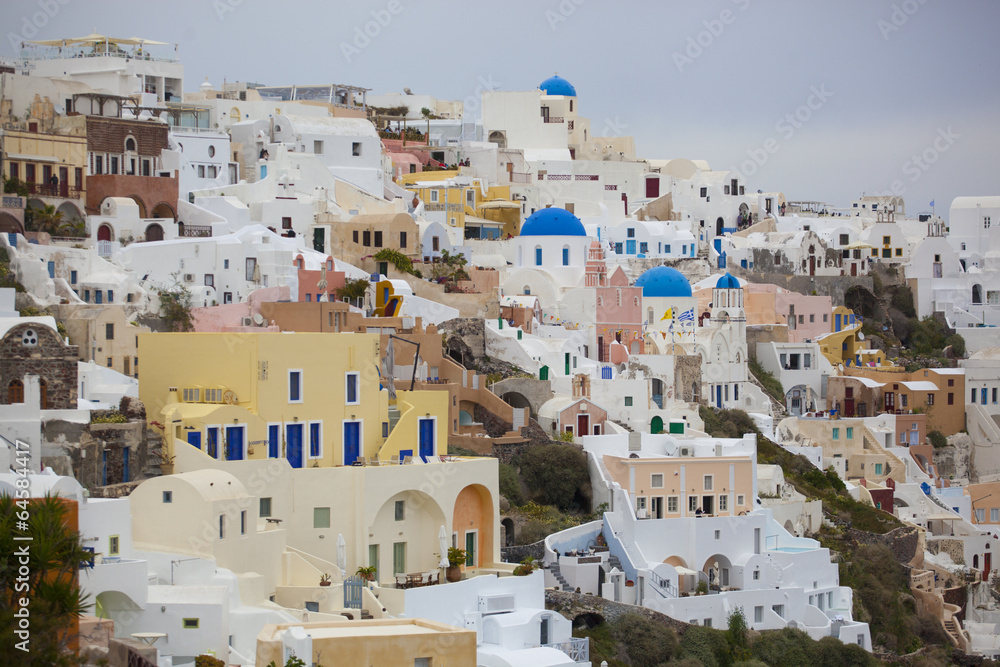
542;116;565;124
540;637;589;663
23;182;84;199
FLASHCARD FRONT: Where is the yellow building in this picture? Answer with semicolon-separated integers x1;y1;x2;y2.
1;126;89;222
138;332;448;467
255;619;477;667
398;170;521;238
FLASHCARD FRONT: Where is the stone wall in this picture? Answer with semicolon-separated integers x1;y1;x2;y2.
545;589;691;634
501;540;545;564
1;321;78;409
847;526;921;564
747;325;789;359
927;538;966;566
674;355;702;402
731;268;875;308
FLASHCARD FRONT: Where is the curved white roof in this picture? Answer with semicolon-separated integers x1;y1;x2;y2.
951;196;1000;210
280;114;378;138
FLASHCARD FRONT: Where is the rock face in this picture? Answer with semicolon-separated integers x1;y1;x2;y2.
934;433;973;482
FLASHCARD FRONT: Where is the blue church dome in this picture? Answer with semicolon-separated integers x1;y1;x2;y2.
520;207;586;237
715;272;741;289
539;74;577;97
635;266;692;298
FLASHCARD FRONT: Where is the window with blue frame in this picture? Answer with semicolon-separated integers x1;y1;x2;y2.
70;270;77;284
535;247;543;265
306;294;312;302
665;244;671;254
562;247;569;266
346;372;359;404
94;290;102;304
107;290;113;303
47;261;55;278
627;228;635;238
615;243;623;254
639;242;648;254
309;422;321;458
268;424;279;458
832;427;840;439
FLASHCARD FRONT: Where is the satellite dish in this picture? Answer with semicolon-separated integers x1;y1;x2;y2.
858;331;865;341
223;390;238;405
252;312;264;326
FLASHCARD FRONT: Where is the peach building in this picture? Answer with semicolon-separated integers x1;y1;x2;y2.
694;281;833;343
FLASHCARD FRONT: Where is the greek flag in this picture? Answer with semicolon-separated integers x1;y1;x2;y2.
678;308;695;323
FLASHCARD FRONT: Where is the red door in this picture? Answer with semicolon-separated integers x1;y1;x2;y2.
577;414;589;437
97;224;113;242
844;399;855;418
884;392;895;413
597;336;604;362
985;552;992;577
645;177;659;199
809;256;815;276
850;263;857;276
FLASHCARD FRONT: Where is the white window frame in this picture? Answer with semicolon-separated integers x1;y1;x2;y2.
719;494;728;512
341;418;364;466
667;496;678;513
650;473;664;489
345;371;360;405
737;494;745;506
307;420;324;460
288;369;303;404
703;474;714;492
635;496;647;512
430;189;439;203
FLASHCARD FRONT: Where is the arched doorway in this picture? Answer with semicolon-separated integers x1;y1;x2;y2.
503;391;533;417
0;212;24;234
453;484;494;570
702;553;733;589
144;223;164;242
650;416;664;434
500;517;515;546
128;195;147;218
371;490;446;583
8;379;24;404
97;224;113;242
488;131;506;149
151;201;176;220
716;217;724;236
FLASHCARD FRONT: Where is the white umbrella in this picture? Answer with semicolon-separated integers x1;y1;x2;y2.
438;525;449;568
336;533;346;575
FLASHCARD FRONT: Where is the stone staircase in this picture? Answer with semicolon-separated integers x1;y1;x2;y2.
608;553;623;572
549;562;571;591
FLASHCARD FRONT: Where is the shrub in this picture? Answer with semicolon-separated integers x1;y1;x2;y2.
945;333;966;358
891;285;916;317
748;358;783;403
498;462;523;505
196;655;225;667
610;612;678;666
517;444;590;510
699;407;760;439
678;625;729;667
750;627;816;666
726;607;752;662
335;277;369;302
373;248;415;275
927;430;947;449
159;283;194;332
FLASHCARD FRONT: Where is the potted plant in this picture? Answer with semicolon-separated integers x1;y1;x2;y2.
356;565;377;583
696;580;708;596
513;556;535;576
319;572;332;587
446;547;467;582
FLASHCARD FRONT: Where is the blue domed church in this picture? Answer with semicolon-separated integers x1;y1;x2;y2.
502;207;595;306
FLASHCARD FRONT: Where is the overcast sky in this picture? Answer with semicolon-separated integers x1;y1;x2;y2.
6;0;998;219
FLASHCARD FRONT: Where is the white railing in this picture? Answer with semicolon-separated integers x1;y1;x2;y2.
541;637;589;662
97;240;114;258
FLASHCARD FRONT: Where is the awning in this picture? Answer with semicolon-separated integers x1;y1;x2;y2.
477;200;520;210
926;513;962;521
5;153;60;163
845;241;872;249
464;215;503;227
29;34;167;47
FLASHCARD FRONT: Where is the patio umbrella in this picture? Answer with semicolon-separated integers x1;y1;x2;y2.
438;525;449;568
336;533;346;574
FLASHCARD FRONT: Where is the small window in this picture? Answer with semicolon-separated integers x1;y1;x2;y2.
346;372;360;405
650;474;664;488
703;475;713;491
313;140;323;154
719;495;728;512
754;606;763;623
205;274;214;287
162;491;172;503
430;190;439;203
667;496;678;513
882;236;891;245
737;494;745;506
832;427;840;439
219;515;225;539
395;500;406;521
241;510;247;535
689;496;698;512
259;497;272;518
182;618;200;629
314;507;331;528
753;570;760;580
846;427;853;439
105;323;114;340
352;142;362;156
289;370;302;403
281;216;292;230
624;396;633;407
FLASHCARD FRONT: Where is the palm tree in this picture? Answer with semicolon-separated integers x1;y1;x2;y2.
0;494;91;666
28;204;64;235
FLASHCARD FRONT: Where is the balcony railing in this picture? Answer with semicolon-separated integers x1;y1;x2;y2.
509;172;530;183
23;183;84;199
541;638;589;662
649;570;678;598
180;225;212;238
542;116;565;124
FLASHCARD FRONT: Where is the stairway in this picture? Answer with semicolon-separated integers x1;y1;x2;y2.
608;554;623;571
549;562;571;591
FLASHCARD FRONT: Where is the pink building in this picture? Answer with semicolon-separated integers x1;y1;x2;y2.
190;286;287;332
595;263;644;360
295;254;346;303
775;288;833;343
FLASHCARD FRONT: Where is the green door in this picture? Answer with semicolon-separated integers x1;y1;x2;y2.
368;544;380;583
393;542;406;575
465;531;476;568
650;416;664;434
564;353;571;376
313;227;324;252
539;365;549;381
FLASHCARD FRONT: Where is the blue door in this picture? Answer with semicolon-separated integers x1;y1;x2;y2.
47;261;55;278
225;426;244;461
94;290;102;304
418;419;434;462
716;385;722;408
286;423;303;469
187;431;202;449
626;239;636;255
206;428;219;459
835;314;842;332
983;389;989;406
718;252;726;269
123;447;130;482
343;421;360;466
268;424;280;459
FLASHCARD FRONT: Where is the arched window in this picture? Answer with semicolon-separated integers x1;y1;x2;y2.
124;137;137;152
973;284;983;305
208;145;216;158
523;285;531;296
8;380;24;404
